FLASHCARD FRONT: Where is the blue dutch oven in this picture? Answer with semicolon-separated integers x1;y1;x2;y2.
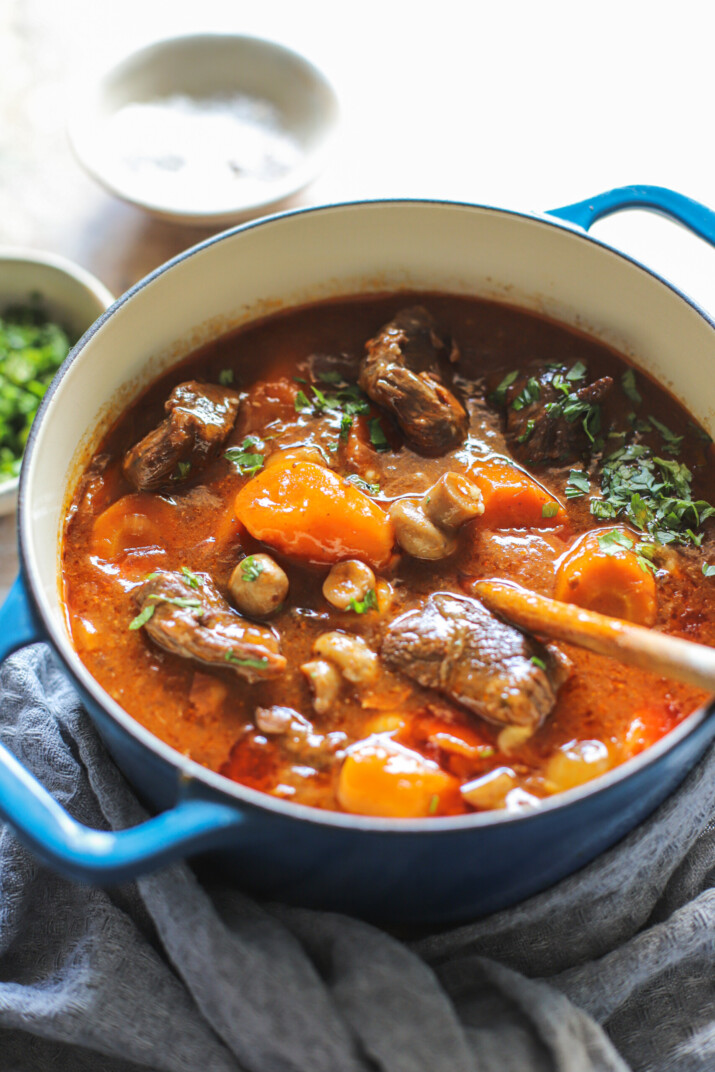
2;185;715;926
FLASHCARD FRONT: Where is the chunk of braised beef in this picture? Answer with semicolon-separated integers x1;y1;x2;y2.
132;570;286;682
381;592;571;729
497;365;613;466
359;306;468;455
123;380;240;491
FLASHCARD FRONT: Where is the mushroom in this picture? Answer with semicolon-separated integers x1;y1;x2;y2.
312;631;379;685
422;472;483;530
300;659;343;715
388;499;457;560
322;560;376;611
228;553;289;617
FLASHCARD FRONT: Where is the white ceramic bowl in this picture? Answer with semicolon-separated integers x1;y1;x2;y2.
67;34;340;226
0;247;114;515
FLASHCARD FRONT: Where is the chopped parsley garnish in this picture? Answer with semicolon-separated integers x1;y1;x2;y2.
240;556;264;583
346;588;378;614
565;469;590;498
566;360;587;382
346;474;381;495
647;416;683;456
546;388;601;443
218;368;234;385
295;389;312;412
129;604;156;630
428;794;440;815
0;302;72;480
224;651;270;670
180;566;202;589
596;529;658;575
293;375;307;384
516;419;535;443
542;501;559;518
530;655;547;671
591;443;715;547
621;368;642;406
175;461;191;480
316;370;345;384
597;529;634;555
339;414;353;440
491;369;519;405
369;418;390;452
703;562;715;577
129;593;202;631
225;436;264;477
512;377;541;412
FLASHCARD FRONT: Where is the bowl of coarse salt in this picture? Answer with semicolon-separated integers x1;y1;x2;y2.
67;34;340;227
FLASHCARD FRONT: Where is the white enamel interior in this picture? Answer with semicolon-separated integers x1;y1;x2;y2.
20;199;715;786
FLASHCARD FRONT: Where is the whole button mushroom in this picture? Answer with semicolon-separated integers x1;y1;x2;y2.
322;559;376;611
228;553;289;617
388;499;458;560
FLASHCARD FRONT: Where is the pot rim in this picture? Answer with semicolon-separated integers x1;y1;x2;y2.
18;194;715;836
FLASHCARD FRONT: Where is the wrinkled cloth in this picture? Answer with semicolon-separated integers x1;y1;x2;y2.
1;646;714;1072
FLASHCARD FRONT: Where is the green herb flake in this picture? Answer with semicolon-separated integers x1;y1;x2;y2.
565;470;590;498
0;303;72;480
428;794;440;815
339;413;353;440
294;389;312;412
224;651;270;670
346;474;381;496
218;368;234;385
621;368;642;406
369;418;390;452
542;501;559;519
225;437;265;477
491;369;519;406
516;419;535;444
180;566;202;589
346;588;378;614
566;360;588;382
597;529;634;555
293;375;307;384
512;377;541;412
175;461;191;480
703;562;715;578
317;370;345;385
530;655;547;671
648;416;683;455
128;604;156;631
240;556;264;583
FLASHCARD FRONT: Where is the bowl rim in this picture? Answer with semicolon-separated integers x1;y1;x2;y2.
0;246;114;508
18;195;715;835
66;31;341;225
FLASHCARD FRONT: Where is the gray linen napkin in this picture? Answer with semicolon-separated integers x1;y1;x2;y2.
1;644;714;1072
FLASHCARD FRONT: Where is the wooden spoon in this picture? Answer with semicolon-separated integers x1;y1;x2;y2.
474;578;715;693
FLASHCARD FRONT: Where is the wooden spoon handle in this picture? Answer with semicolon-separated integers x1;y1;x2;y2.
474;579;715;694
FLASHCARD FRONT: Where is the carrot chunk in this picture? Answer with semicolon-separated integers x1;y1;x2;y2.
554;527;657;625
469;461;566;528
91;493;174;558
337;735;459;817
234;461;394;567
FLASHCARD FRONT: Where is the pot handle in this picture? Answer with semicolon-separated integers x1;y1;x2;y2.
548;184;715;245
0;574;246;884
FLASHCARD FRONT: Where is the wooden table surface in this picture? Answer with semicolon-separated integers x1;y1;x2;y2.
3;0;715;603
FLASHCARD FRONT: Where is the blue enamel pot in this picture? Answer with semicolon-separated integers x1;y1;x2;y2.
2;186;715;926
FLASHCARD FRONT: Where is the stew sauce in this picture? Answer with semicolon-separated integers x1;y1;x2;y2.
61;293;715;817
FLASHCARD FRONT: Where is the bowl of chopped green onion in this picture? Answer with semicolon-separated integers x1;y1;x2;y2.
0;248;113;514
